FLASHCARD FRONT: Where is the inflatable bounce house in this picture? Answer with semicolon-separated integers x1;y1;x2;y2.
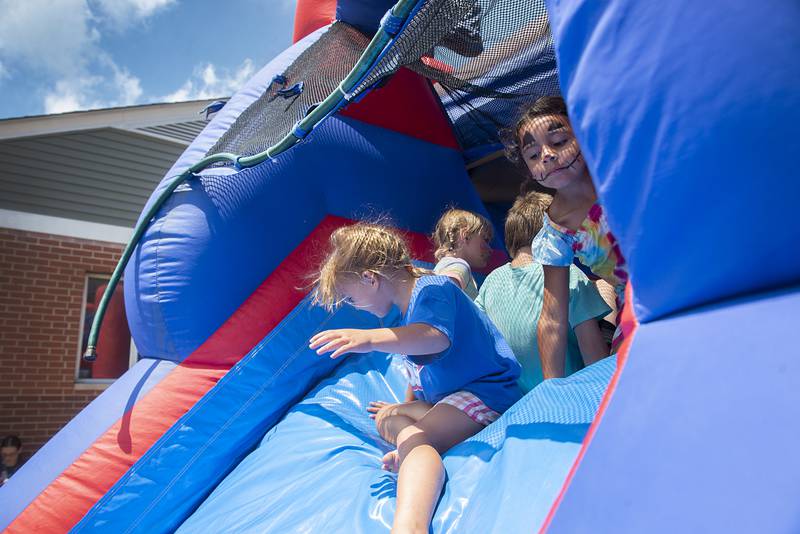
2;0;798;531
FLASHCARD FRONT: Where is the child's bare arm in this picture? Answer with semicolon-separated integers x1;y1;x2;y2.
309;323;450;359
574;319;609;365
538;265;570;379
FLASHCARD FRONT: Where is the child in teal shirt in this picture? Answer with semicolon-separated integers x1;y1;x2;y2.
474;192;610;392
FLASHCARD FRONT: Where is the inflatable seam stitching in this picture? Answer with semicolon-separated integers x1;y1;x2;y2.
152;199;175;358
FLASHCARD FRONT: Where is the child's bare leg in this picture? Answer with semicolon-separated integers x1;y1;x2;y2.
369;401;433;444
396;400;434;421
392;404;483;534
368;400;433;423
379;414;415;445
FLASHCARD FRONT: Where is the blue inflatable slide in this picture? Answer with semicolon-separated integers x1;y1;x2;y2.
2;0;798;532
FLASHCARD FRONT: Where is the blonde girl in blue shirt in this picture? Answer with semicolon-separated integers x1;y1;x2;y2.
310;222;520;534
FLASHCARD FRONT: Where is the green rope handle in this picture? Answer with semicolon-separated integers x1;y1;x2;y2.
84;0;419;361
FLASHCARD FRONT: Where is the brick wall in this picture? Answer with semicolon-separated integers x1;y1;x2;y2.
0;227;125;457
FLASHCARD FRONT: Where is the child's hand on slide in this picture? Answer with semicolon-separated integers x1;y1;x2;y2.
367;400;398;420
309;328;374;358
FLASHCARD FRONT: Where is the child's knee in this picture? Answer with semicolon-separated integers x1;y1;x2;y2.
379;414;414;444
396;425;432;457
397;424;422;444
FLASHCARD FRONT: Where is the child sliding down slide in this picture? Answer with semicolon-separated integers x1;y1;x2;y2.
309;222;521;534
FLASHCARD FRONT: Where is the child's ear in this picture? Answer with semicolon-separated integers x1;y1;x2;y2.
361;271;377;286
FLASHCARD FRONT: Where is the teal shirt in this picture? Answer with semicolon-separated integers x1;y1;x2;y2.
474;262;611;393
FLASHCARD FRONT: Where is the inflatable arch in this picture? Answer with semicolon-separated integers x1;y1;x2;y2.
2;0;798;532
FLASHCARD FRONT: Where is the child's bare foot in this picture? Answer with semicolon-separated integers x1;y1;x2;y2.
391;520;429;534
391;527;428;534
382;450;400;473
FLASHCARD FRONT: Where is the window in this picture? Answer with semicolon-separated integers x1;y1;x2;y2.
76;275;137;385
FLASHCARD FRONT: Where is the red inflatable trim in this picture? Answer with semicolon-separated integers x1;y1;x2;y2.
539;281;639;533
294;0;459;151
292;0;336;43
339;67;461;151
8;216;434;533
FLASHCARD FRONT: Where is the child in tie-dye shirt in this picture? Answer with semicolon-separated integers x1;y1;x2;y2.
504;96;629;379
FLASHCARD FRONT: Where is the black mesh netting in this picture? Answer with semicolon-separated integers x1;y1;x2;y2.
206;1;557;163
354;0;560;156
205;22;371;160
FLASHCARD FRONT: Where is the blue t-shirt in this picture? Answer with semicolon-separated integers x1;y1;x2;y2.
402;275;522;413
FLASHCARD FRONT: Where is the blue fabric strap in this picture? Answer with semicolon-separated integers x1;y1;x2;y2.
380;9;404;36
291;121;309;139
277;81;304;98
200;100;227;120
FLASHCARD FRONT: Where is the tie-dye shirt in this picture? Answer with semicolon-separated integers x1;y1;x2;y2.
531;203;629;347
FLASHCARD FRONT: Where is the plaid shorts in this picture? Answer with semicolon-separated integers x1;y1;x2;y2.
438;391;500;427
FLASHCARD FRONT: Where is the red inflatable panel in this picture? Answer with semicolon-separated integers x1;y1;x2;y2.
340;68;461;151
293;0;337;43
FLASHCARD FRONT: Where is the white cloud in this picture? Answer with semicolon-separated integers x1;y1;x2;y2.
0;0;97;77
0;0;170;115
112;64;143;105
93;0;177;29
44;78;93;114
43;61;143;114
164;59;254;102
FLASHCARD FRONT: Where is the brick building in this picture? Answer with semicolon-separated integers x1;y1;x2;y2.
0;99;219;456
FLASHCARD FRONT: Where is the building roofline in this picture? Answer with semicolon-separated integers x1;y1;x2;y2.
0;98;227;141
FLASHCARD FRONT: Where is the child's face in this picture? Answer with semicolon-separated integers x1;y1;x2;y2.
1;446;20;467
336;273;394;318
519;113;587;190
456;231;492;269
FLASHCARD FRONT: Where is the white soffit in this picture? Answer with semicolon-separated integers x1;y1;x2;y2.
0;208;132;244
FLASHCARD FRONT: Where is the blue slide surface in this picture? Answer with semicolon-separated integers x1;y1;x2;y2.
177;350;615;533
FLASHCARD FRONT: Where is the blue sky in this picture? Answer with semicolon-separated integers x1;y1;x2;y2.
0;0;297;119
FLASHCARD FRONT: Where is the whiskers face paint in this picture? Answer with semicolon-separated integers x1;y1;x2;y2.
566;151;582;169
535;151;583;183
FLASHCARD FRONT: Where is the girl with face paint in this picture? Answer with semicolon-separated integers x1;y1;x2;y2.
506;96;629;379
